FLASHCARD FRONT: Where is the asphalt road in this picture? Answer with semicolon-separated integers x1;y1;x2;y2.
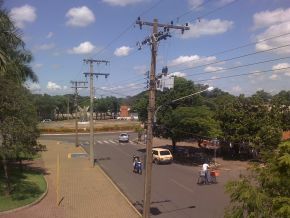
41;132;240;218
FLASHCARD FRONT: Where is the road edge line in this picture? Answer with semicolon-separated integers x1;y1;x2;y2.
78;145;142;217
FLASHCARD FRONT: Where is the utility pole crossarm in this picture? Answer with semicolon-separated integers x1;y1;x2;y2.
136;20;190;30
83;59;110;167
71;80;88;147
136;18;190;218
83;59;109;65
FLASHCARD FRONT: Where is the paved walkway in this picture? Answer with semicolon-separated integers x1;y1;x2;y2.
0;140;140;218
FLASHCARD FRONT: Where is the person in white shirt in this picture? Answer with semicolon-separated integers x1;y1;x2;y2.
202;162;210;184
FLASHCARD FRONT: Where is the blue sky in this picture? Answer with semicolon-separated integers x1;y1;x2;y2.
4;0;290;97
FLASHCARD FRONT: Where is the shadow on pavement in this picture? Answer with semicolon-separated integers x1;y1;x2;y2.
133;199;196;216
137;145;214;166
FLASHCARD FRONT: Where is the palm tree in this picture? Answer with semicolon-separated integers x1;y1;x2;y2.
0;1;37;82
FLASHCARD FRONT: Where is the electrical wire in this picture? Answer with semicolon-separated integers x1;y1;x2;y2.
90;0;165;59
194;66;290;83
164;31;290;70
172;43;290;73
186;56;290;78
189;0;240;23
100;43;290;90
175;0;214;23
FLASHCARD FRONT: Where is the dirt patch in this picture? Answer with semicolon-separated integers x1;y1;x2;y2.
38;120;140;133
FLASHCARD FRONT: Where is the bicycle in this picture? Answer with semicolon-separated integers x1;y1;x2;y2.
197;170;219;184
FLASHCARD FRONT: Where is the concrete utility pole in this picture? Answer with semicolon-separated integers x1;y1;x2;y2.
71;81;88;147
67;97;70;120
136;18;189;218
83;59;109;167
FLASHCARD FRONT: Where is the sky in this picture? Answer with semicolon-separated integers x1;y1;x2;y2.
4;0;290;97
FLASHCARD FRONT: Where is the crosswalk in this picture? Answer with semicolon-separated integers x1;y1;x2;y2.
81;139;137;146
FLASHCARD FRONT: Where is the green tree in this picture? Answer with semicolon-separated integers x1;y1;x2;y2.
159;106;221;150
131;91;148;123
0;2;39;195
0;78;39;194
272;91;290;131
225;141;290;218
216;95;282;152
0;2;37;82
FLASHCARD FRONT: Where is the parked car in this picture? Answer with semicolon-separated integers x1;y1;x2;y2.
42;119;52;123
118;133;129;143
152;148;173;164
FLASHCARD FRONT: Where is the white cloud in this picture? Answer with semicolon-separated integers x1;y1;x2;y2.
102;0;143;7
188;0;204;10
204;66;224;72
255;21;290;54
47;81;61;90
114;46;132;56
46;32;54;38
169;55;216;67
169;72;187;77
269;74;278;80
272;63;290;76
68;41;96;54
253;8;290;29
27;83;41;92
9;4;36;28
182;19;233;39
248;70;263;79
218;0;235;5
100;83;139;91
232;85;242;93
272;63;290;71
34;43;55;51
66;6;95;27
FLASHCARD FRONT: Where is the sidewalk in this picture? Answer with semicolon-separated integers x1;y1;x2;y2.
0;140;140;218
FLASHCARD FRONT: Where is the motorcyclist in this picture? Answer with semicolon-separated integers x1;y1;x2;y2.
133;156;142;174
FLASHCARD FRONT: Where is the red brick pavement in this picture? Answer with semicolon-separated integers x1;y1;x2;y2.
0;140;140;218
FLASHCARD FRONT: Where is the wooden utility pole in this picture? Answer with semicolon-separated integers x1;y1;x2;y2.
136;18;189;218
71;81;87;147
83;59;109;167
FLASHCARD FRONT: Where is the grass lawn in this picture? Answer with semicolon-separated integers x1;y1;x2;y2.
0;166;47;212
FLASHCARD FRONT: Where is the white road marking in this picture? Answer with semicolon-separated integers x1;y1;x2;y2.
97;141;102;144
109;140;116;144
170;179;194;193
103;140;109;144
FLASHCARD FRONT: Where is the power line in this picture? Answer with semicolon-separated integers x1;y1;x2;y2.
195;66;290;83
166;31;290;70
189;0;240;23
186;56;290;78
99;43;290;91
98;32;290;91
175;0;214;22
91;0;165;59
173;43;290;73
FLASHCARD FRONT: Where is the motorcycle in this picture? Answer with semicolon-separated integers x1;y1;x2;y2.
133;156;142;174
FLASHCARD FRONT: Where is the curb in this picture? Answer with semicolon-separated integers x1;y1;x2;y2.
0;173;49;215
78;145;142;217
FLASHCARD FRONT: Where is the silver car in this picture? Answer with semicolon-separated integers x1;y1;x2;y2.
119;133;129;143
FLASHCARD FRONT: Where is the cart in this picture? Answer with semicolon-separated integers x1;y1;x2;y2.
197;170;219;184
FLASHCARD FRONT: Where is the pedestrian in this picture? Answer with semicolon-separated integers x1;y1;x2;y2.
202;161;210;184
144;133;147;144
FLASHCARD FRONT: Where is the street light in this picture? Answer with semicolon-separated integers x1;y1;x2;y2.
154;86;214;123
